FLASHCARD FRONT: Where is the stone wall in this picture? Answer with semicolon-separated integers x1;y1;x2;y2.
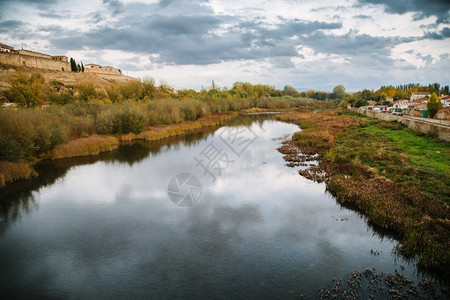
84;65;121;76
350;108;450;142
0;52;70;72
84;68;121;76
18;49;52;59
436;108;450;120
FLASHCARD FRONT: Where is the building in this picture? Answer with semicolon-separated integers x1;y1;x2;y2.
0;43;70;72
441;95;450;108
436;107;450;120
406;101;428;117
51;56;68;62
0;42;16;53
85;63;121;75
18;49;52;59
393;99;410;110
410;92;430;101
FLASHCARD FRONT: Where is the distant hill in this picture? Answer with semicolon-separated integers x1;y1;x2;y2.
0;64;137;92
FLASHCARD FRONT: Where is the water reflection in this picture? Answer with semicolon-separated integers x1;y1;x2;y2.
0;115;443;298
0;129;216;233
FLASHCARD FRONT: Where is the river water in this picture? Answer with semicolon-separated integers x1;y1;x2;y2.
0;115;436;299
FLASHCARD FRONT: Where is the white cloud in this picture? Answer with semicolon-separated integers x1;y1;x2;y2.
390;38;450;68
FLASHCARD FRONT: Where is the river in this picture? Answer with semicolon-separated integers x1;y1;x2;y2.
0;115;441;299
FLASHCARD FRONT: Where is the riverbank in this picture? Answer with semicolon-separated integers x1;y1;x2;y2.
0;112;237;187
351;107;450;142
277;110;450;277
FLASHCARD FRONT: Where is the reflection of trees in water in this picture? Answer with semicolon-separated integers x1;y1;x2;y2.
0;116;280;235
0;127;217;234
114;129;216;166
227;113;279;129
0;163;69;234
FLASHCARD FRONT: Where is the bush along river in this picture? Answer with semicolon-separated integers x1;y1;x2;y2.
0;114;447;299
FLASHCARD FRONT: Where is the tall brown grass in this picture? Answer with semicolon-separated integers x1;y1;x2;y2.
0;161;37;187
48;135;119;159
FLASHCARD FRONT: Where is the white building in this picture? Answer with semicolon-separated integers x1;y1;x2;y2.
410;92;430;101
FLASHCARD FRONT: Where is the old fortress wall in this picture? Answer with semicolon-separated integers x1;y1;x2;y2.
0;46;70;72
0;43;123;76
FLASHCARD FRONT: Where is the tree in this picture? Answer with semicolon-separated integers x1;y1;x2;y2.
427;93;442;118
354;99;369;108
283;85;299;97
428;83;440;95
332;84;346;99
70;58;77;72
81;61;85;72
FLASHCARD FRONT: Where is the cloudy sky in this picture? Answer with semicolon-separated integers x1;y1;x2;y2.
0;0;449;91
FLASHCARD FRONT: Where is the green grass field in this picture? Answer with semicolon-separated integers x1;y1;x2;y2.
327;119;450;204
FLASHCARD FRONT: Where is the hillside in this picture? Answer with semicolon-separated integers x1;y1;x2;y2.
0;64;137;93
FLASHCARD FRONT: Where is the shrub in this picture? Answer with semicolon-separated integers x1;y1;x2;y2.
292;129;334;150
94;105;148;134
77;83;98;102
118;107;147;134
0;161;37;187
95;109;116;134
0;109;70;161
4;72;50;107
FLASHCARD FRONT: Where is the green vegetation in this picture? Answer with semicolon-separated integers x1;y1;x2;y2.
280;111;449;275
427;93;443;118
325;117;449;202
1;72;329;108
70;58;84;73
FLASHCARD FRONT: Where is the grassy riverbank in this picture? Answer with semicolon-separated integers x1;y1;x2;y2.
0;110;236;186
278;110;450;276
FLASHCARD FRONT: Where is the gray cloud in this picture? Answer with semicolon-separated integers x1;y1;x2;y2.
38;10;65;19
442;27;450;37
423;26;450;39
302;30;406;57
159;0;209;8
0;0;58;10
357;0;450;23
148;15;222;35
353;14;372;20
103;0;124;16
48;16;343;68
37;25;65;34
0;20;27;37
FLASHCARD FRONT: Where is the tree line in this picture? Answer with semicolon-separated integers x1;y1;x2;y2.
70;58;84;72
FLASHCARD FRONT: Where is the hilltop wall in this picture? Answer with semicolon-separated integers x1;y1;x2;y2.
84;64;121;76
84;67;122;76
0;52;70;72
